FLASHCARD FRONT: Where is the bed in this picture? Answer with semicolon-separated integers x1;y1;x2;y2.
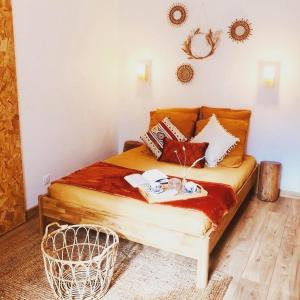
39;145;258;288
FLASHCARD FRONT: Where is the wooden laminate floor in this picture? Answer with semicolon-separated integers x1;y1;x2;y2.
211;195;300;300
1;195;299;300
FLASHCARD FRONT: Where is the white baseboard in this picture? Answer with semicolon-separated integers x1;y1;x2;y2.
280;190;300;199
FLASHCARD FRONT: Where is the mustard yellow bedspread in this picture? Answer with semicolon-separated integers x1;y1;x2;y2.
49;146;256;235
106;146;256;192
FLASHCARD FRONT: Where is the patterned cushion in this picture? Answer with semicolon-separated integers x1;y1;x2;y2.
149;108;199;139
159;139;208;168
141;117;187;158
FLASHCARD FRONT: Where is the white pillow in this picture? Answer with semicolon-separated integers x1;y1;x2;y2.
191;114;239;167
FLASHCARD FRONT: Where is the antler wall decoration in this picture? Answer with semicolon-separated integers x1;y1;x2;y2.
182;28;221;60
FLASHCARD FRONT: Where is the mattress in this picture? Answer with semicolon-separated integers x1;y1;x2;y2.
49;146;256;235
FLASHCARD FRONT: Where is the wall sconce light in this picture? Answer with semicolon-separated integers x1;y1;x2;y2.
257;61;280;105
260;61;280;88
136;62;150;81
263;65;276;87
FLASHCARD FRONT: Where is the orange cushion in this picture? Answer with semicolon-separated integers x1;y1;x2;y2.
157;107;200;114
200;106;251;122
149;108;199;139
195;118;248;167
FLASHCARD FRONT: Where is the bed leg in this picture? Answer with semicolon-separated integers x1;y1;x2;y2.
196;237;209;289
38;195;46;236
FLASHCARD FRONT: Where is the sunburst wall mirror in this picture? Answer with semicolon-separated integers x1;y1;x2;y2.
228;18;252;43
168;3;188;26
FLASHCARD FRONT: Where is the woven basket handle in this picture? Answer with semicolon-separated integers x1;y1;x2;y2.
44;222;68;237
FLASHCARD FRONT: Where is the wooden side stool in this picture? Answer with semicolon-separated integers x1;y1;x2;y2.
257;161;281;202
123;140;143;152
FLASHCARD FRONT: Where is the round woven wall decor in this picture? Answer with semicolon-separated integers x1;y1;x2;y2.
176;64;194;84
228;19;252;43
168;3;187;26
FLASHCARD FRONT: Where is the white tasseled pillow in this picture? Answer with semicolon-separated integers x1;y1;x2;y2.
191;114;240;167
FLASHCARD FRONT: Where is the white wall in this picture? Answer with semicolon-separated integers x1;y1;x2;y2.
11;0;300;210
12;0;119;209
117;0;300;194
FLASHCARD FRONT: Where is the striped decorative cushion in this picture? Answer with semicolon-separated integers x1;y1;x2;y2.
141;117;187;158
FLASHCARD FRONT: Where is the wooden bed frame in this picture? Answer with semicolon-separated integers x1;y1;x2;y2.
39;165;258;289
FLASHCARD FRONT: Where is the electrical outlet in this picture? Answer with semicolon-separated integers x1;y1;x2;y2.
43;174;51;186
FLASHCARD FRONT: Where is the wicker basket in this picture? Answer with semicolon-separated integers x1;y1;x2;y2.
41;223;119;300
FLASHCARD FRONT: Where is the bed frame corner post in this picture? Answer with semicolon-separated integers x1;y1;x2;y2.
196;236;209;289
38;195;46;236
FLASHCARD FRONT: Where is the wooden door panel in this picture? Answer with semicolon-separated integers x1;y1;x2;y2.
0;0;25;235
